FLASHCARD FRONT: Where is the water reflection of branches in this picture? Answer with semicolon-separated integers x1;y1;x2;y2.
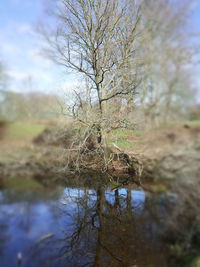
27;187;170;267
55;187;167;266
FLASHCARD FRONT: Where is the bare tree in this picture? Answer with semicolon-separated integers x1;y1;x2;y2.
137;0;197;127
42;0;141;145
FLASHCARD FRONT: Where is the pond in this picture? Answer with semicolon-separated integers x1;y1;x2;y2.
0;177;199;267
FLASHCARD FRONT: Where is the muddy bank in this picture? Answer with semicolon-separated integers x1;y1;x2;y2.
0;143;139;189
0;141;199;192
0;123;200;186
142;138;200;182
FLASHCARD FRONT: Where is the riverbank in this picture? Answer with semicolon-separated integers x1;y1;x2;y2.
0;120;199;187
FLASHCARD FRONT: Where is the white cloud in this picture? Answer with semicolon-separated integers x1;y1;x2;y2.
18;23;32;34
8;69;54;84
34;70;54;83
60;80;81;92
0;42;19;55
27;48;53;67
7;70;29;81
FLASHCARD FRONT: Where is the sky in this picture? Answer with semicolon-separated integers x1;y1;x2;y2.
0;0;78;95
0;0;200;97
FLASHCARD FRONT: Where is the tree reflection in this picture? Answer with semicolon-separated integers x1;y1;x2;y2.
0;222;8;258
30;187;168;267
1;184;199;267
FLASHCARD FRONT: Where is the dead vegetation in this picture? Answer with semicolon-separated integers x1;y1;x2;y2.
33;127;77;147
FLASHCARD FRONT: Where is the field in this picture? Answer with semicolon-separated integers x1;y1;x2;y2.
4;121;45;141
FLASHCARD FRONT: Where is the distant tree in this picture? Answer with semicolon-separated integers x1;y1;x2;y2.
0;61;7;92
138;0;197;127
0;61;9;119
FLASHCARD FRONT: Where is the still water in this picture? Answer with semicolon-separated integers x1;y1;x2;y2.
0;179;190;267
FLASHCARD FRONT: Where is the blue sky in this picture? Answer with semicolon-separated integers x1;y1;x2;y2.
0;0;199;97
0;0;78;94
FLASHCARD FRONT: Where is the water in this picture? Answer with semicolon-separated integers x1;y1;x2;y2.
0;178;198;267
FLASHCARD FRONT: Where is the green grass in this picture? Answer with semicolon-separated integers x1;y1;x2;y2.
113;139;132;149
184;120;200;127
5;121;45;141
106;128;138;149
111;128;134;138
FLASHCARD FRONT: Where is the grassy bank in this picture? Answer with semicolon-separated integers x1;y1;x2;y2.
5;121;45;141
